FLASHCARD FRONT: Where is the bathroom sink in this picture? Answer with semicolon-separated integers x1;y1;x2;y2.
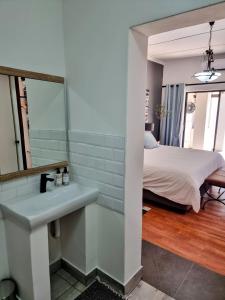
0;183;99;229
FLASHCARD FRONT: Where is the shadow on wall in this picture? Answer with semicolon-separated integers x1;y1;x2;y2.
146;60;164;140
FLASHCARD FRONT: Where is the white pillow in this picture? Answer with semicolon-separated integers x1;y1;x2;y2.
144;131;158;149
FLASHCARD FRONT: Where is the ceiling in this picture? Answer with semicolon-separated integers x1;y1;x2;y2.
148;18;225;61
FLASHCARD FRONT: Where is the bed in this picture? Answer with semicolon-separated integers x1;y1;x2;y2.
143;145;225;212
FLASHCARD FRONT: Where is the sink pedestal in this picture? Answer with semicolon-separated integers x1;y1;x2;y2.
5;219;51;300
1;183;99;300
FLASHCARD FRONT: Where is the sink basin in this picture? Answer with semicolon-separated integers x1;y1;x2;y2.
0;183;98;229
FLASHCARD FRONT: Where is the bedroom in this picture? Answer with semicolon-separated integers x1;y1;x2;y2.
139;13;225;299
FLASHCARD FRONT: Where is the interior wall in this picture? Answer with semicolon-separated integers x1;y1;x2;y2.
63;0;222;136
125;30;147;283
0;0;224;287
147;60;163;139
0;0;65;281
0;0;65;76
63;0;223;285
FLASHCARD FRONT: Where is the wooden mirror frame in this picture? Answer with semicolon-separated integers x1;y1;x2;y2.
0;66;68;182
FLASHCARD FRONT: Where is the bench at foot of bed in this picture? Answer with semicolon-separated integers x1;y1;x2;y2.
202;168;225;209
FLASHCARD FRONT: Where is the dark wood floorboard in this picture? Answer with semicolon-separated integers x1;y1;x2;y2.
142;196;225;276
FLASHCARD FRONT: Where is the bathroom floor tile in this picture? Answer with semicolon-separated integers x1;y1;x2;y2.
56;287;81;300
56;268;78;285
175;263;225;300
74;281;86;293
142;241;225;300
127;281;174;300
51;273;71;299
142;240;192;296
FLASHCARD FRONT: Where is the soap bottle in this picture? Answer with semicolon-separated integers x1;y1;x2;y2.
55;168;62;186
63;167;70;185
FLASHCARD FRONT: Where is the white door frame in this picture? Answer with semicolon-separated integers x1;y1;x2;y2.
124;2;225;284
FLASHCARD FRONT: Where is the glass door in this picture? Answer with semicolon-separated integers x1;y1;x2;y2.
183;91;220;151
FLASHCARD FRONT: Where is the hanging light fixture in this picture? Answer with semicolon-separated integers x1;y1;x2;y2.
194;21;221;83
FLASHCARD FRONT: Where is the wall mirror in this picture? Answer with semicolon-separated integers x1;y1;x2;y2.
0;67;68;181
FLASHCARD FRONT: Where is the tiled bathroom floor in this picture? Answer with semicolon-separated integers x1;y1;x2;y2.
142;240;225;300
51;269;85;299
127;281;174;300
51;268;173;300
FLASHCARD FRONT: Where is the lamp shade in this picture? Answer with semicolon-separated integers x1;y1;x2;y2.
194;70;221;83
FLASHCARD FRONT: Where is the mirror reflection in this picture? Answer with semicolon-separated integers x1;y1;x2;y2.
0;75;67;175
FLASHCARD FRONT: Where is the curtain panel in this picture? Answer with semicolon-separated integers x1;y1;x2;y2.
160;83;185;147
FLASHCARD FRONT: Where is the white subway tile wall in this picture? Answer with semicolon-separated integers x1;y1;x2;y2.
0;173;56;217
0;130;125;279
30;129;68;167
69;130;125;214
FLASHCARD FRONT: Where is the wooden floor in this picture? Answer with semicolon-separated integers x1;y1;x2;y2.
142;197;225;276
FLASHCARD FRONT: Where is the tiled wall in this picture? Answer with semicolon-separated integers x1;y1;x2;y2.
0;130;126;280
0;175;41;216
69;130;125;214
30;129;68;167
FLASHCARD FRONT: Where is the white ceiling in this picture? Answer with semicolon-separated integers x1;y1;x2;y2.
148;18;225;61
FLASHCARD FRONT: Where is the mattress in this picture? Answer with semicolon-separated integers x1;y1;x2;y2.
143;146;225;212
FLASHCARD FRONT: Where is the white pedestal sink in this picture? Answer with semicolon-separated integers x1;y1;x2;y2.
0;183;98;300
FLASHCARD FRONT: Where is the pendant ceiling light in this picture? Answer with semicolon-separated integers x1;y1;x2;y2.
194;21;221;83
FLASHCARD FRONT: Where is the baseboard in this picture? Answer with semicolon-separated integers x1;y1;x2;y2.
61;259;97;286
124;266;143;295
60;258;142;295
96;268;124;295
49;259;62;275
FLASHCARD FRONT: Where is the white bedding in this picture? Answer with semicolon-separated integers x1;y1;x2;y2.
143;146;225;212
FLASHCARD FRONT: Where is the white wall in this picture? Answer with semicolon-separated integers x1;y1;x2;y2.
63;0;222;136
0;0;65;281
0;0;65;76
163;54;225;85
124;30;146;283
68;129;125;280
63;0;223;285
0;0;224;288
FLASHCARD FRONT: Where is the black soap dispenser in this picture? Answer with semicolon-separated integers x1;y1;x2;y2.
62;167;70;185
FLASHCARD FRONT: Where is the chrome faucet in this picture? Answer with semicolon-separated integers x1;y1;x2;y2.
40;173;54;193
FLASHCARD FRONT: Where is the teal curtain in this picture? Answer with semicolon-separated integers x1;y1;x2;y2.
160;84;185;147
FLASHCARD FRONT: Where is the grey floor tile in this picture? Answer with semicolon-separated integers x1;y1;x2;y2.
127;281;174;300
56;268;78;285
175;263;225;300
51;273;71;299
153;290;175;300
56;287;81;300
142;240;192;297
74;281;86;293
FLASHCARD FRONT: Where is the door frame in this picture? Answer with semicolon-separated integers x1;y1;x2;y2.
182;90;225;150
126;2;225;282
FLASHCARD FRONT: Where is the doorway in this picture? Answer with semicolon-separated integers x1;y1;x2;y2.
183;91;225;152
127;2;225;299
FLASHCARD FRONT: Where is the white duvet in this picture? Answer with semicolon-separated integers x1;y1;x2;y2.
143;146;225;212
